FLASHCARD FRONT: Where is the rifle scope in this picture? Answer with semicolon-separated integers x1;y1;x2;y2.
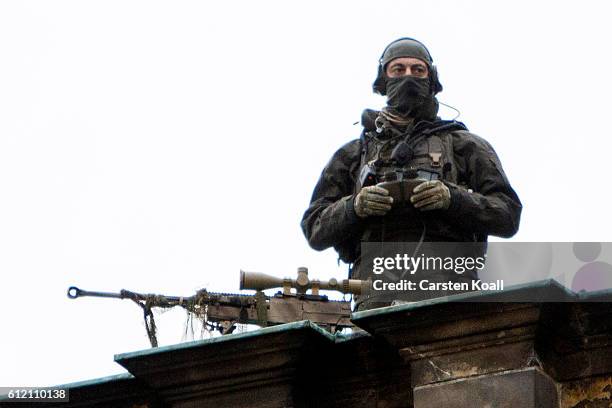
240;267;365;295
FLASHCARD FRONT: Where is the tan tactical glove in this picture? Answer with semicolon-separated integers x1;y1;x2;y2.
410;180;451;211
354;185;393;218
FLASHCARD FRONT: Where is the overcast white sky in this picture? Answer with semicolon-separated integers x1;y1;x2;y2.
1;0;612;387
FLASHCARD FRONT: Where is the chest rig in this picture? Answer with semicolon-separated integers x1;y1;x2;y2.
356;122;461;192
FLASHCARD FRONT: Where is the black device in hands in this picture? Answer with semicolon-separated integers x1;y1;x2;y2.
377;170;426;207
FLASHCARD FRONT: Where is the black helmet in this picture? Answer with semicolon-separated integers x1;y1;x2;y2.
372;37;443;96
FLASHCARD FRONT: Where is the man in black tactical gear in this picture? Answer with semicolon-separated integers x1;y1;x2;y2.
301;38;522;309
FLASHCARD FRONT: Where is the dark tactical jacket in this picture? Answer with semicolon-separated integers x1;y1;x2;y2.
301;110;522;274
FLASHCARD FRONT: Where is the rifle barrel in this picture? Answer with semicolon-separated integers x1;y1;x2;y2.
67;286;187;302
67;286;124;299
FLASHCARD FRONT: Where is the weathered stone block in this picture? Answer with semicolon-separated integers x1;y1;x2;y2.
413;368;558;408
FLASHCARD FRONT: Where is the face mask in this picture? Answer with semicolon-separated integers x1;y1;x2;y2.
385;76;433;118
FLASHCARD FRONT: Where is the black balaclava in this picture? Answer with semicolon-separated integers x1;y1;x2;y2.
372;38;443;121
386;76;435;119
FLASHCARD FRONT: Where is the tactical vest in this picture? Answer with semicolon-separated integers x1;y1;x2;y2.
339;121;476;266
355;121;467;191
356;125;461;192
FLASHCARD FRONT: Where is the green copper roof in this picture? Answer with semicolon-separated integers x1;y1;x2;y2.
52;372;134;390
114;320;335;362
351;279;583;322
